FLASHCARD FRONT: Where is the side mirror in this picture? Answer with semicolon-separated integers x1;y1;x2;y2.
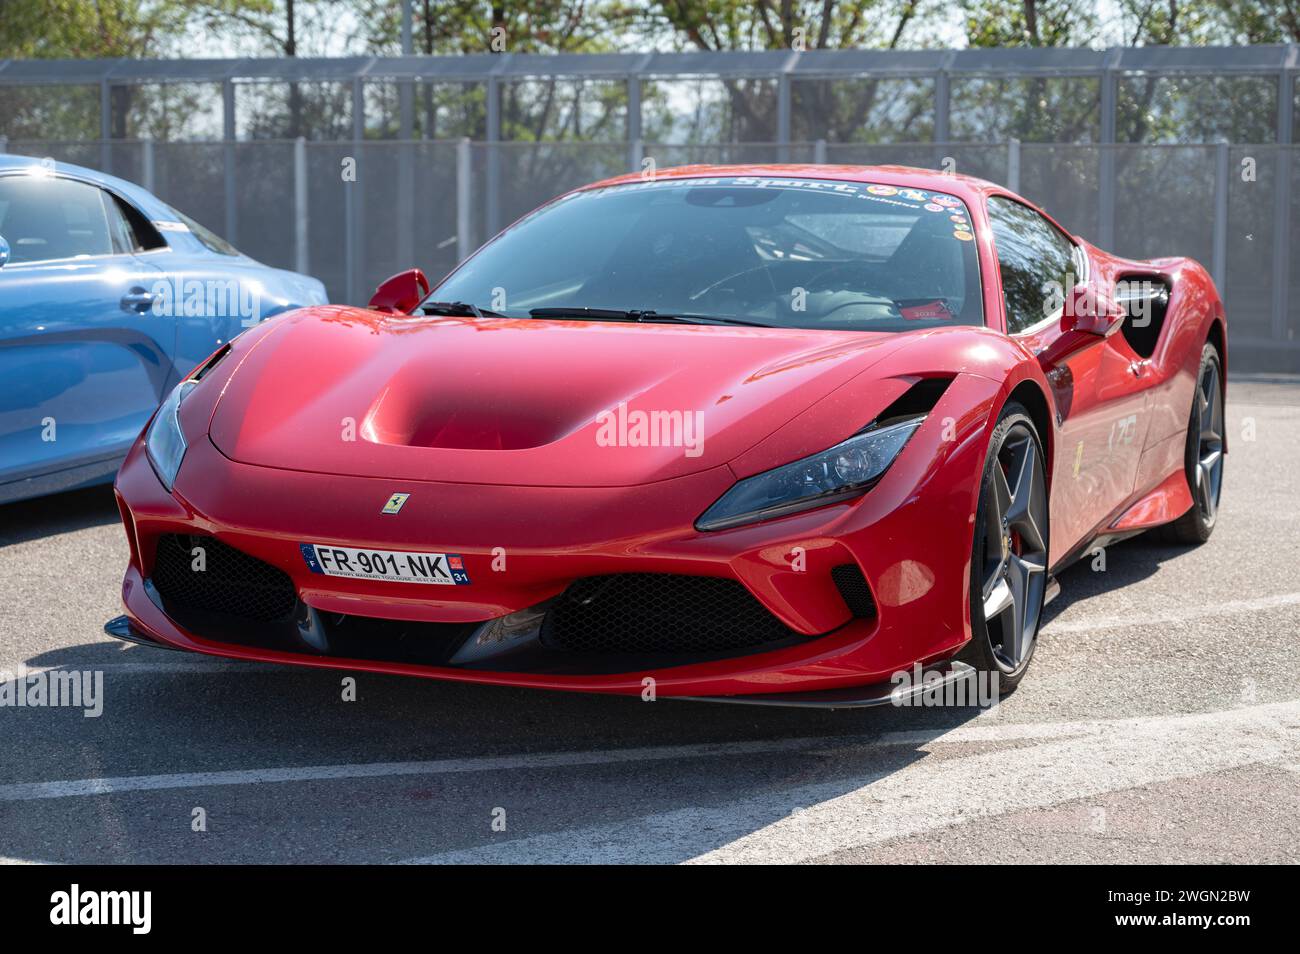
1037;282;1124;367
0;234;10;269
368;268;429;314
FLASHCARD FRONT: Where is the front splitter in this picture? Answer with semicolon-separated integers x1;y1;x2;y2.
675;660;978;709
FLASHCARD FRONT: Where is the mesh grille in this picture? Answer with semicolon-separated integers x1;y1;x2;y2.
151;533;298;624
543;573;801;655
831;563;877;618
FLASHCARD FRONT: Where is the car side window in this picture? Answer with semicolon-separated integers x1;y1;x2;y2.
0;176;117;263
106;194;167;255
986;196;1077;334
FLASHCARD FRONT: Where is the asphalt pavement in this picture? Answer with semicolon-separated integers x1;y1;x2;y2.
1;376;1297;864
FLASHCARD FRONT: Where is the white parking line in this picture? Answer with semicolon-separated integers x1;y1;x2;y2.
0;716;1159;803
1042;591;1300;635
0;738;857;802
401;699;1300;864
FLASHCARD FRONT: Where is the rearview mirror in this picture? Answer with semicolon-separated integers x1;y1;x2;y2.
1037;282;1123;367
368;268;429;314
0;234;10;268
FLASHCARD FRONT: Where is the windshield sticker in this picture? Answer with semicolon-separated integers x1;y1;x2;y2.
900;299;953;320
595;176;971;231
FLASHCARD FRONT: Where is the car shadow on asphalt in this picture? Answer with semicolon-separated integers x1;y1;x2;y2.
1041;529;1200;628
0;484;119;548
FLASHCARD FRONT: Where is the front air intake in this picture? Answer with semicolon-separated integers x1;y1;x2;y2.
151;533;298;624
541;573;806;655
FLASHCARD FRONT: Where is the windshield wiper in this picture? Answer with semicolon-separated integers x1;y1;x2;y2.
420;300;506;318
528;307;770;328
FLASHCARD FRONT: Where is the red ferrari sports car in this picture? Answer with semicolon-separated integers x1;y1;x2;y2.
107;165;1226;706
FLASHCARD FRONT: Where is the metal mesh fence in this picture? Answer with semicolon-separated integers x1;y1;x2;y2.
2;138;1297;369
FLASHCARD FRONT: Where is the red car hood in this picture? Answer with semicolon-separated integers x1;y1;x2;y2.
208;307;906;487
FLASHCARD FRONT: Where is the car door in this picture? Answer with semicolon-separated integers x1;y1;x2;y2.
985;195;1150;563
150;211;284;388
0;172;170;499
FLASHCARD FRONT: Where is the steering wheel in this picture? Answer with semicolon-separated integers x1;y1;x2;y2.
688;264;778;303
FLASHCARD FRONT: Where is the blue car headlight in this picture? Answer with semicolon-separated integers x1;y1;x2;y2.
696;416;924;531
145;380;197;492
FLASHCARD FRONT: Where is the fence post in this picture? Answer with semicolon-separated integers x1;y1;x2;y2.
456;137;473;263
223;79;237;246
627;74;642;173
1007;137;1020;192
0;136;7;154
485;73;502;236
141;138;155;193
1212;139;1229;293
353;77;369;305
1098;48;1120;251
813;138;826;164
1272;58;1294;345
933;52;954;172
100;80;113;173
776;62;792;163
294;136;309;276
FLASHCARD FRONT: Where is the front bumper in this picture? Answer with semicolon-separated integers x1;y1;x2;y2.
113;396;989;697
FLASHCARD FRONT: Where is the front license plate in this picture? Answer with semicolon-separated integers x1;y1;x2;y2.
299;543;471;585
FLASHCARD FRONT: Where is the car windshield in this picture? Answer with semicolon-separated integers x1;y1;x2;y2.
432;176;983;331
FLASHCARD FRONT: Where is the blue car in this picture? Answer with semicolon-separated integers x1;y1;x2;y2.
0;154;327;504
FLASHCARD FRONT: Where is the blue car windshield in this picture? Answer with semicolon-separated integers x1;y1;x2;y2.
433;176;983;331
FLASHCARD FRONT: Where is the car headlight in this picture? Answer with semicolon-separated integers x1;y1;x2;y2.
145;345;231;491
145;380;196;492
696;416;924;531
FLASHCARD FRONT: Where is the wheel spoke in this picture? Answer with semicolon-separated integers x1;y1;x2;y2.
1004;438;1047;555
1005;554;1043;665
983;576;1014;622
983;462;1012;591
1198;461;1216;520
991;463;1012;526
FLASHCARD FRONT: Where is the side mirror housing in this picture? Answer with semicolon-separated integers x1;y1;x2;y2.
1037;282;1124;367
368;268;429;314
0;234;10;268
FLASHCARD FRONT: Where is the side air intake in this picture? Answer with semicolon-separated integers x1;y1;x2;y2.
831;564;877;618
874;376;953;426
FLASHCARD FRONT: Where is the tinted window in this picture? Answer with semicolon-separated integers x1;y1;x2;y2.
435;177;983;332
107;195;166;254
0;176;115;263
987;196;1076;334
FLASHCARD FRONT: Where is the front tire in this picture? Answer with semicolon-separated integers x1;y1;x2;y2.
959;401;1049;693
